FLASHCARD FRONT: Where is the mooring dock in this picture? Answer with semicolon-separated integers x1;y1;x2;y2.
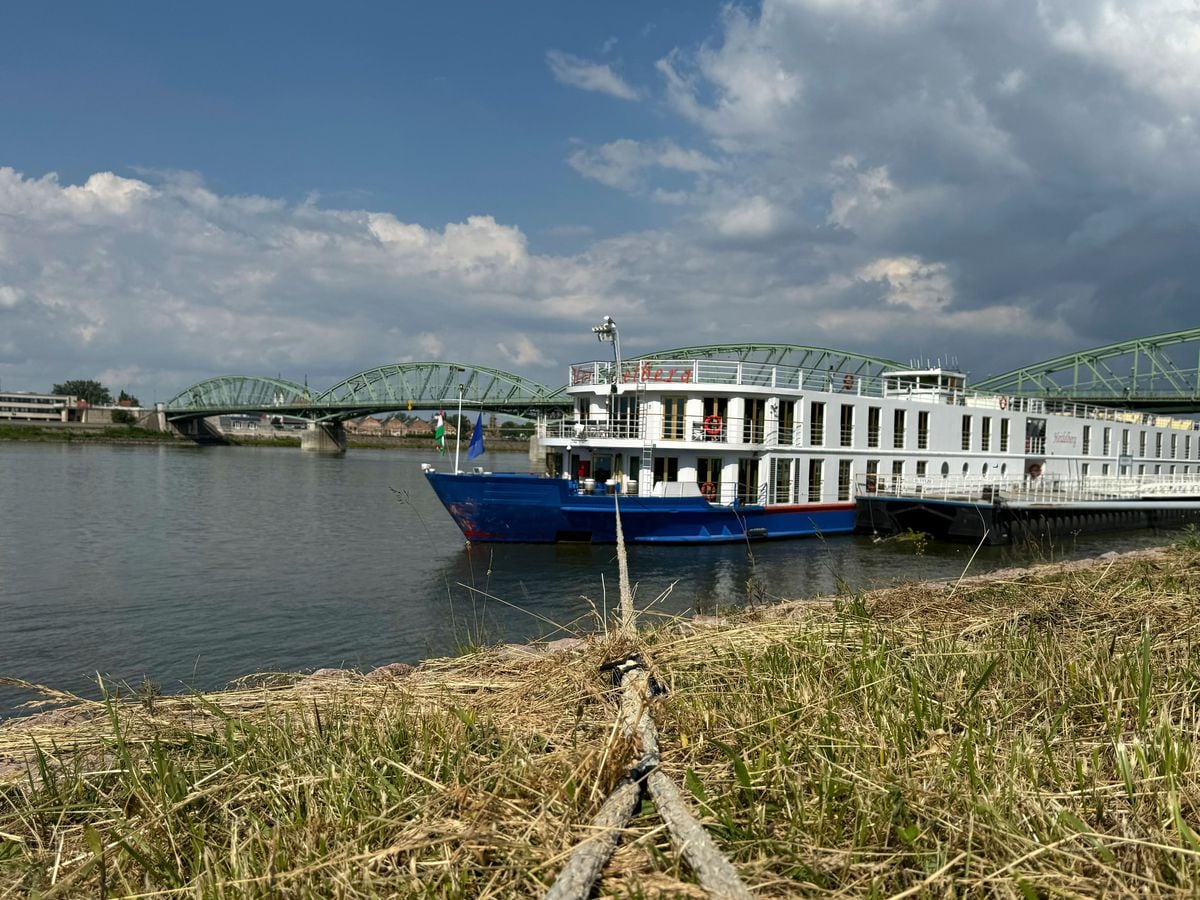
856;474;1200;543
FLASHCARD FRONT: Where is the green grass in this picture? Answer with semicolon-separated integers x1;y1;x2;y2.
3;547;1200;896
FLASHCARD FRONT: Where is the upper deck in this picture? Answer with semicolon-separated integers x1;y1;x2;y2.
565;357;1199;432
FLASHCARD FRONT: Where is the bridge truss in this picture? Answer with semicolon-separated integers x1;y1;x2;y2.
638;343;904;376
974;328;1200;412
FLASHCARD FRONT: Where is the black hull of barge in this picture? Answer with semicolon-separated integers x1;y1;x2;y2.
857;496;1200;545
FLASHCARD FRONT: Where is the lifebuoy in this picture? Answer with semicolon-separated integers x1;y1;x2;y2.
700;481;717;501
999;396;1008;410
1027;463;1042;478
703;414;723;436
842;373;854;391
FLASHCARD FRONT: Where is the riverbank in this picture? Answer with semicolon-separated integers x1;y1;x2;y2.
3;542;1200;895
0;421;531;453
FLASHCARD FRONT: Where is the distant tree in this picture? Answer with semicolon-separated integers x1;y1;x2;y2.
52;379;112;405
111;409;137;425
118;389;140;406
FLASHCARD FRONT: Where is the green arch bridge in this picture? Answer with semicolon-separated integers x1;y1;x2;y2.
161;329;1200;449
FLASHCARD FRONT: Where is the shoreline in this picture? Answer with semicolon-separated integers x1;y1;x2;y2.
3;541;1199;894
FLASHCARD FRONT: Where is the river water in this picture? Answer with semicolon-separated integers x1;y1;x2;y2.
0;442;1177;716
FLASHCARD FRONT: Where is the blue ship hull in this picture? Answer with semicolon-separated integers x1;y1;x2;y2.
424;472;856;544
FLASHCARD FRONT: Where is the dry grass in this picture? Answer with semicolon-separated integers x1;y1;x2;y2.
3;543;1200;896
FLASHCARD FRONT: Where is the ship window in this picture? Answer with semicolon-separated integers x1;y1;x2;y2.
892;460;904;479
778;400;796;445
1102;463;1110;475
772;457;792;503
1156;433;1163;458
1081;463;1090;476
1103;428;1112;455
940;462;950;477
1000;418;1010;453
808;459;824;502
865;459;879;475
982;463;989;475
1139;432;1147;456
867;407;880;448
662;397;686;440
1171;434;1178;458
702;397;728;441
1187;435;1193;459
810;401;825;446
1001;463;1007;475
743;398;766;444
1122;429;1131;455
961;415;972;451
918;411;930;449
893;409;906;449
698;457;722;495
962;462;969;475
916;460;928;477
1082;425;1091;455
653;456;678;484
737;458;761;504
837;460;852;501
839;405;854;447
981;417;991;452
1139;464;1145;475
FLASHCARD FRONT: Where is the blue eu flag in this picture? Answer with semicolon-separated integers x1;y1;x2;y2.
467;412;486;460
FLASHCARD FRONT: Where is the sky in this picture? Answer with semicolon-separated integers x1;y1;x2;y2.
1;0;1198;404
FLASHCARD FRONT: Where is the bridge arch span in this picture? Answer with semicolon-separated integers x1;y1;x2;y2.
640;343;904;376
165;375;312;413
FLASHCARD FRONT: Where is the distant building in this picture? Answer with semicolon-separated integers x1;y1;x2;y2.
0;390;79;423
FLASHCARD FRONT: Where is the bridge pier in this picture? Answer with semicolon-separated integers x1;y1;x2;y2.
300;421;347;454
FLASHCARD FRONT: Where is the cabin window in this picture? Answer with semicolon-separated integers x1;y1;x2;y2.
1187;435;1193;459
743;398;766;444
662;397;686;440
940;462;950;477
916;460;928;477
1156;433;1163;458
611;395;639;438
892;460;904;479
1171;464;1177;475
1103;428;1112;455
652;456;678;483
772;458;792;503
982;463;989;475
961;415;972;452
1171;434;1178;459
1138;464;1145;475
702;397;728;441
1155;464;1162;475
1000;418;1010;453
918;411;930;449
1139;432;1147;456
1122;429;1131;455
1102;463;1110;475
1082;426;1091;455
810;401;825;446
808;459;824;502
737;459;761;504
1081;463;1090;476
837;460;852;501
1001;463;1007;475
698;457;722;498
1026;418;1046;455
893;409;906;449
778;400;796;446
981;417;991;452
867;407;880;448
839;405;854;447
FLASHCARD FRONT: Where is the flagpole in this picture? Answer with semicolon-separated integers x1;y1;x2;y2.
454;379;464;473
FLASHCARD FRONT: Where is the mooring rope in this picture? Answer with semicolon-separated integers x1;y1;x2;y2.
543;494;752;900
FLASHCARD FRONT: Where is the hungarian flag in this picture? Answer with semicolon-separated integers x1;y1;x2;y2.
434;410;446;455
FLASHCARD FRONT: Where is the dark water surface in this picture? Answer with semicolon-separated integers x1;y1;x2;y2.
0;442;1177;715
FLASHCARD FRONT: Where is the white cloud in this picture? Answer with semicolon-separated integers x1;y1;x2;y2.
856;256;953;312
567;138;720;193
707;195;780;240
546;50;639;101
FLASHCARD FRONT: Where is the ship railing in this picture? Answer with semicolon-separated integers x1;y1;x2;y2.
568;360;1200;433
859;473;1200;505
542;413;792;446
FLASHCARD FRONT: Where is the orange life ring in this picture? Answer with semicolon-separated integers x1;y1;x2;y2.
703;414;723;436
999;396;1008;410
842;373;854;391
1027;463;1042;478
700;481;717;501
